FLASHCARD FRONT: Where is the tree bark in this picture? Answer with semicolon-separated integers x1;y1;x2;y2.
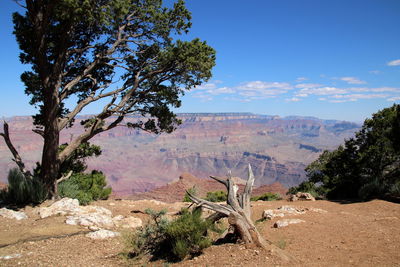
40;88;61;198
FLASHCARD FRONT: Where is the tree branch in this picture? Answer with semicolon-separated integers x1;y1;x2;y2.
0;121;32;178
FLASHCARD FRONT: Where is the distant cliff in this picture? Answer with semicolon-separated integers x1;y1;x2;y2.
0;113;359;196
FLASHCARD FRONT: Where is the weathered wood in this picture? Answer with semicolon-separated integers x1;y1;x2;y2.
187;164;295;262
0;121;32;178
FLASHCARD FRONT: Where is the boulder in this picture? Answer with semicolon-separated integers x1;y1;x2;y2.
277;205;306;214
262;209;285;220
66;213;114;228
0;208;28;220
274;219;305;228
85;229;120;240
296;192;316;201
38;198;80;218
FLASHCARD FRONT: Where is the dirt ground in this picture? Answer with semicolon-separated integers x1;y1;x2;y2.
0;199;399;266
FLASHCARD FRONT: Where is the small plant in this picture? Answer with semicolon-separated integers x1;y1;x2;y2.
205;190;227;202
183;186;197;202
58;170;111;205
127;208;214;262
165;208;212;260
251;192;282;201
0;168;48;206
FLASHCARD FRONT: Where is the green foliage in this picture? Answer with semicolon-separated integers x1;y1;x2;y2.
128;208;213;262
13;0;215;131
183;186;197;202
165;208;212;260
294;104;400;200
205;190;227;202
251;192;282;201
59;142;102;174
58;170;111;205
0;168;47;206
287;181;327;199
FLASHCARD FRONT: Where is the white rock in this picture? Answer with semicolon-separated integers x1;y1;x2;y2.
262;209;284;220
295;192;316;201
85;229;120;239
277;205;306;214
112;215;125;221
274;219;305;228
66;213;114;228
0;253;22;260
38;198;80;218
0;208;28;220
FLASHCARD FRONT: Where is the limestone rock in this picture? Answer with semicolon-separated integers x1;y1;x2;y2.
0;208;28;220
66;213;114;228
262;209;284;220
277;205;306;214
288;192;316;201
274;219;305;228
85;229;120;239
38;198;80;218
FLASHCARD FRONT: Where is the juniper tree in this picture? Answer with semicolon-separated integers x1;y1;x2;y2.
1;0;215;197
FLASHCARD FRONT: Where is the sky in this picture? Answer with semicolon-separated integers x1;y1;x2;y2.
0;0;399;122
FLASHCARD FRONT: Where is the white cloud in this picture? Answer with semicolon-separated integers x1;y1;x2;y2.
350;87;400;93
295;83;323;89
369;70;381;75
295;77;308;82
339;77;366;85
387;59;400;66
298;87;348;95
387;96;400;102
285;97;301;102
207;87;235;95
192;92;213;102
193;82;218;91
237;81;293;91
295;93;309;97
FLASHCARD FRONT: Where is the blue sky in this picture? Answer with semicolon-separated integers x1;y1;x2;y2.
1;0;399;122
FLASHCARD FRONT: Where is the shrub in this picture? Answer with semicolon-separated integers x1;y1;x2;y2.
205;190;227;202
287;181;327;199
128;208;213;262
251;192;282;201
183;186;197;202
58;170;111;205
0;168;48;206
165;208;212;260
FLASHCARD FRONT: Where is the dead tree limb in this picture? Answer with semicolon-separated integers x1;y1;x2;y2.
188;164;295;262
0;121;32;178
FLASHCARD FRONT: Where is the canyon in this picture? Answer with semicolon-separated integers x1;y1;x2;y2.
0;113;359;196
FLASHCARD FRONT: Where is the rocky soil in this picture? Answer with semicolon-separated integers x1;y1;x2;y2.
0;198;399;266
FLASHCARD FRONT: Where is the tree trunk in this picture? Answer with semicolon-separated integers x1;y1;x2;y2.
188;164;294;262
40;90;61;198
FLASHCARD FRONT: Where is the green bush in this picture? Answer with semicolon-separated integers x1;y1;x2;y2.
165;208;212;260
183;186;197;202
205;190;227;202
0;168;48;206
58;170;111;205
128;208;213;262
251;192;282;201
287;181;327;199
